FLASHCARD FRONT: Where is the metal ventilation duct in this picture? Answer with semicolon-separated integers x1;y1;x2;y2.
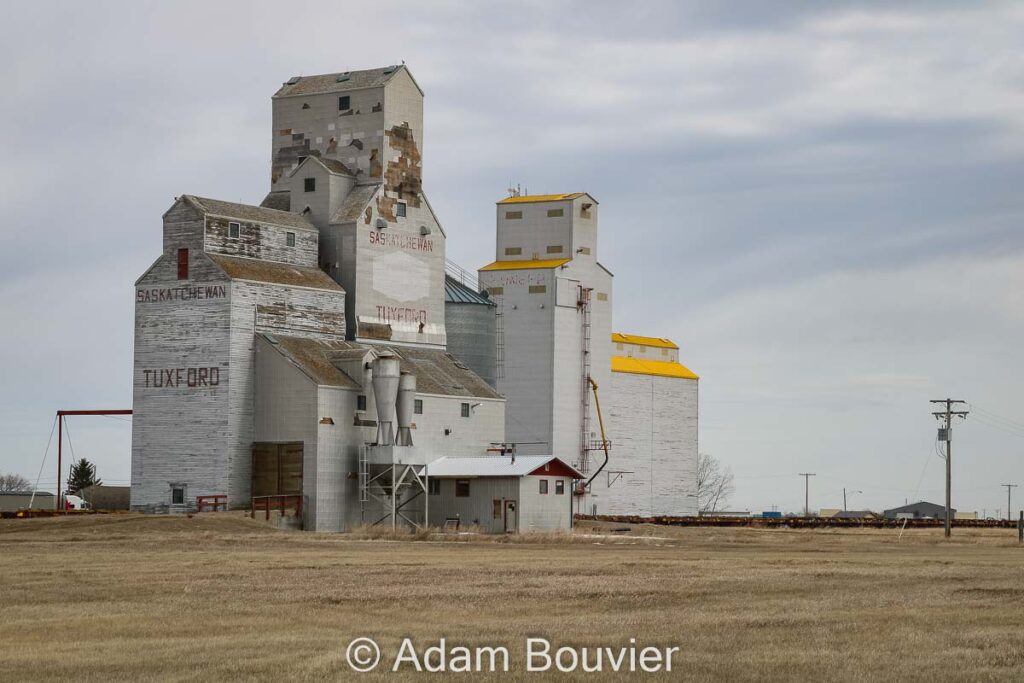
396;372;417;446
371;352;400;445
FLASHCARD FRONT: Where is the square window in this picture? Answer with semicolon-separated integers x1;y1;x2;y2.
493;499;502;519
304;177;316;192
555;480;565;495
414;399;423;415
429;478;441;496
396;202;406;217
176;248;189;280
338;95;350;111
229;222;240;239
286;231;296;247
171;487;185;505
461;403;470;418
539;479;549;495
455;480;470;497
357;395;367;411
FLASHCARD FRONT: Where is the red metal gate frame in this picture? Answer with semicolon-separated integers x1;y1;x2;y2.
56;410;132;509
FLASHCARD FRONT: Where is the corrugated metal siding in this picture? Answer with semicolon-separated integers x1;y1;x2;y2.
445;301;497;387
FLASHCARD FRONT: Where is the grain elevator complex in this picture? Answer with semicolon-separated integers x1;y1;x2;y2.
131;65;699;532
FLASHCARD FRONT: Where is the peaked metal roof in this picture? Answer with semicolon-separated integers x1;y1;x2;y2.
611;356;699;380
612;332;679;350
273;65;421;98
183;195;315;231
444;275;495;305
497;193;587;205
427;455;582;478
479;257;571;272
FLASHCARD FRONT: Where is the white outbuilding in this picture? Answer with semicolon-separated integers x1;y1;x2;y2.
425;455;582;533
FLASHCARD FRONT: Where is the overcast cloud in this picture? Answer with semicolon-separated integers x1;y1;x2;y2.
1;0;1022;515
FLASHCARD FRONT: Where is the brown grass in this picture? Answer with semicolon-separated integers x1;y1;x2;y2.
2;513;1024;681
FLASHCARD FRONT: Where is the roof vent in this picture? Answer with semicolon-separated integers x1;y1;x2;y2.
336;72;351;83
286;76;302;85
382;65;398;74
375;217;388;230
419;225;431;236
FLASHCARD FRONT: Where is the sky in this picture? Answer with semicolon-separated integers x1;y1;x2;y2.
1;0;1022;516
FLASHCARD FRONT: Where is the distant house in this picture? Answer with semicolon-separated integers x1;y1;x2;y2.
883;501;954;519
831;510;878;519
0;491;55;512
425;455;582;533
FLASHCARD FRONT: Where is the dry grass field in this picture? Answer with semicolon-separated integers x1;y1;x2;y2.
2;514;1023;681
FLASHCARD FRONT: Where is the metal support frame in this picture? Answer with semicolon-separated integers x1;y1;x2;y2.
55;409;132;510
606;470;633;487
358;445;429;530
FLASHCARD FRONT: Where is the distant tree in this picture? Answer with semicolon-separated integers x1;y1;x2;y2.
0;473;31;492
696;452;735;515
66;460;101;495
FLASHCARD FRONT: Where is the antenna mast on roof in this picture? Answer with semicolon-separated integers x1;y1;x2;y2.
507;183;522;198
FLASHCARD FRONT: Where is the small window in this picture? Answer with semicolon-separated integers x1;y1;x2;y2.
493;499;502;519
229;222;240;239
304;178;316;193
455;480;470;497
546;245;563;254
661;348;668;357
414;399;423;415
596;292;608;301
177;248;189;280
528;285;546;294
286;231;296;247
338;95;350;111
505;211;523;220
357;395;367;411
429;479;441;496
488;286;504;296
578;246;592;255
547;208;564;218
396;202;407;217
539;479;549;495
460;403;470;418
555;480;565;495
297;155;308;165
171;487;185;505
504;247;522;256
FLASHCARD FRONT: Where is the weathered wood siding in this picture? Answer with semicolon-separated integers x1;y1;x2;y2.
226;280;346;506
131;250;232;508
205;216;318;266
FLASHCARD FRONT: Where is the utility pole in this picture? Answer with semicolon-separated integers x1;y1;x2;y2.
843;488;862;512
931;399;968;538
1002;484;1018;522
799;473;816;516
